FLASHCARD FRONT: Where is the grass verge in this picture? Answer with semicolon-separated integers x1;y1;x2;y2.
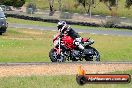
0;70;131;88
0;27;132;62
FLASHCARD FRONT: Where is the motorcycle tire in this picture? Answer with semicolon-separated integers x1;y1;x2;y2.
49;49;65;62
72;58;78;61
49;49;57;62
85;47;100;61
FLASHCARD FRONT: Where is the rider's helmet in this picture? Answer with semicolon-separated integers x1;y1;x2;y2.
57;21;67;32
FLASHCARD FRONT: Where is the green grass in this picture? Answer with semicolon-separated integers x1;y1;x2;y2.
7;17;56;27
0;28;54;62
0;70;131;88
25;0;132;17
0;27;132;62
7;17;131;31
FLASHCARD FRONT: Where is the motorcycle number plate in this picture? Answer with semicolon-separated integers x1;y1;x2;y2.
84;49;94;55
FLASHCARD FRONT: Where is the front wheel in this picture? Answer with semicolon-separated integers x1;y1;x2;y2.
49;49;65;62
85;47;100;61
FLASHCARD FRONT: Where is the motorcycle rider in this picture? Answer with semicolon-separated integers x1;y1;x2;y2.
57;21;85;50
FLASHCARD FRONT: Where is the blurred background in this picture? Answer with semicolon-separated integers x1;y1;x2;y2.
0;0;132;28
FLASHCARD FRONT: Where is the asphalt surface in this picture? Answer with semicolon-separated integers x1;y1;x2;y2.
9;23;132;36
0;62;132;66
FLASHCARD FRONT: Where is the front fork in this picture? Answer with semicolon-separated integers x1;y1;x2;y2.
56;37;65;62
58;37;61;54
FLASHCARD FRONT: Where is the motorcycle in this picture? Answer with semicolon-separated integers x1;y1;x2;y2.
49;32;100;62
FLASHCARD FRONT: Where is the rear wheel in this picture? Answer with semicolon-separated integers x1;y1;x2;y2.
0;33;2;35
49;49;65;62
93;48;100;61
85;47;100;61
72;57;78;61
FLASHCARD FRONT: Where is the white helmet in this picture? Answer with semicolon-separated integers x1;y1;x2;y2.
57;21;67;32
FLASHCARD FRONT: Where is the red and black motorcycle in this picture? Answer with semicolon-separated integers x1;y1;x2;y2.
49;32;100;62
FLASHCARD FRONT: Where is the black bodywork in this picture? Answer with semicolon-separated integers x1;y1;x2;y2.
0;11;8;35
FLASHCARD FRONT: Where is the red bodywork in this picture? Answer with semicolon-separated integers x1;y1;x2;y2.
82;38;88;42
61;35;76;49
53;33;89;50
53;33;76;50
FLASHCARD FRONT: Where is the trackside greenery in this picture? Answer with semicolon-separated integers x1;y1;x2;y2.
0;27;131;62
0;70;131;88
